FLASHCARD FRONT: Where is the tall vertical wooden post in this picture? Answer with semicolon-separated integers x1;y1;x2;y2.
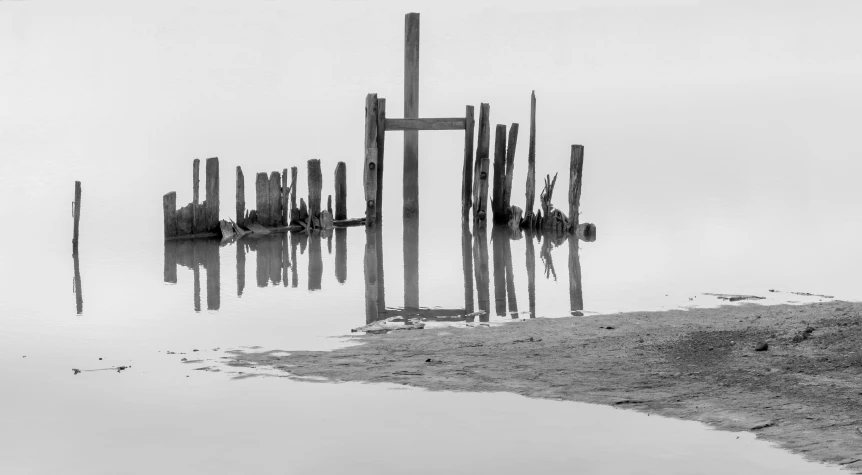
256;172;269;226
282;168;289;226
461;220;474;314
525;91;537;224
192;159;200;233
376;98;386;223
162;191;177;238
334;162;347;221
290;167;298;213
472;103;491;224
73;247;83;315
473;226;490;322
503;231;518;317
503;123;519;213
269;171;282;228
404;12;420;217
492;124;507;223
364;227;381;323
205;157;219;231
236;167;245;226
364;93;379;227
308;159;322;223
72;181;82;247
568;236;583;315
526;232;537;318
462;105;475;220
491;225;507;316
404;216;419;310
569;145;584;233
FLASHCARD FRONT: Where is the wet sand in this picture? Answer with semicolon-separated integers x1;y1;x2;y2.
226;301;862;472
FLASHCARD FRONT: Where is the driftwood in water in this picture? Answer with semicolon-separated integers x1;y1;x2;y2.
334;161;347;220
462;104;475;220
525;91;537;222
72;181;82;248
403;13;420;217
472;103;491;224
319;210;334;230
569;145;584;233
491;124;507;224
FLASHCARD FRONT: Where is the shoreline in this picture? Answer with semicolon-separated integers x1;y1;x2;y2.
226;301;862;472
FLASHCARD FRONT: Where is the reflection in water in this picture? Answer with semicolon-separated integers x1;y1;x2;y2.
526;232;537;318
164;239;220;311
335;228;347;283
569;236;584;316
308;231;324;291
72;250;83;315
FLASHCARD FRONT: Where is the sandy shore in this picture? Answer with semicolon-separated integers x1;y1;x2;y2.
226;301;862;472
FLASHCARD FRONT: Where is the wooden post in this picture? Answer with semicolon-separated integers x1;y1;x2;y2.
503;123;519;214
472;103;491;223
308;159;322;222
282;168;289;226
569;145;584;233
334;161;347;220
526;231;536;318
404;216;419;309
193;258;201;311
364;93;379;226
192;159;200;233
568;236;583;315
376;98;386;224
72;181;82;247
290;166;298;211
236;167;245;227
162;191;177;238
282;233;290;287
256;172;269;226
335;228;347;283
364;226;380;323
164;241;177;284
491;225;507;316
492;124;507;223
73;248;83;315
503;231;518;317
205;157;219;231
461;220;474;314
462;105;475;220
269;171;282;228
473;226;490;322
525;91;537;223
404;12;420;217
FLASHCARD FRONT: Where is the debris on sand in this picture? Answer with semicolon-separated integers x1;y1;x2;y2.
351;317;425;334
751;421;775;430
73;368;81;375
703;293;765;302
754;342;769;351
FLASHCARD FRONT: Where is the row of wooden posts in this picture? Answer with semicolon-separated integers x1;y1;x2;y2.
363;91;588;235
163;157;358;239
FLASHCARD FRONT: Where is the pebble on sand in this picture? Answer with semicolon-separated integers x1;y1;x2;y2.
755;342;769;351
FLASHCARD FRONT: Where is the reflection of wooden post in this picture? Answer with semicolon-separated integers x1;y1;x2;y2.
462;105;475;220
256;238;268;288
364;226;381;323
205;240;220;311
569;145;584;233
491;124;507;223
256;173;269;226
472;103;491;224
164;241;178;284
376;98;386;224
335;228;347;283
525;91;537;223
404;216;419;309
308;159;322;222
193;259;201;312
568;236;583;315
73;249;83;315
526;232;536;318
503;230;518;317
308;233;323;291
461;221;474;314
282;234;290;287
491;226;507;316
364;93;379;226
72;181;82;247
503;123;519;214
403;12;420;216
163;192;176;238
473;226;490;322
236;167;245;226
237;240;246;296
269;237;282;286
334;162;347;221
290;232;299;288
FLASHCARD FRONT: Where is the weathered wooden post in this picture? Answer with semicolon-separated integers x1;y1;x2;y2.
525;91;537;227
404;12;420;217
364;93;380;227
269;171;282;228
404;216;419;310
461;221;474;314
256;172;269;226
526;232;537;318
308;159;322;224
164;241;177;285
334;161;347;221
290;232;299;288
282;168;289;226
162;191;177;238
205;157;219;231
364;226;380;323
491;124;507;223
290;166;298;222
504;231;518;317
473;226;490;322
282;233;290;287
491;225;507;316
192;159;200;233
72;181;82;247
236;167;245;227
376;98;386;223
472;103;491;224
503;123;519;214
569;145;584;233
568;236;583;315
73;248;83;315
205;240;220;310
462;105;475;220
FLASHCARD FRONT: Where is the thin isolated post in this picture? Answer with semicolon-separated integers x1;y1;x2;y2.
72;181;82;247
403;12;420;217
462;105;475;220
491;124;507;223
364;93;379;226
472;103;490;223
334;161;347;221
569;145;584;233
525;91;537;223
376;98;386;224
236;167;245;226
503;123;519;214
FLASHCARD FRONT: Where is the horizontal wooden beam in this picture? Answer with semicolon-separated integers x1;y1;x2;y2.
385;118;466;131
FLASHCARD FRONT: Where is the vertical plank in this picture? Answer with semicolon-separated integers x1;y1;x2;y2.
364;226;380;323
205;157;219;231
162;191;177;238
192;159;200;233
568;236;583;315
327;195;333;215
569;145;585;233
503;123;519;213
290;166;298;212
403;12;420;217
237;240;246;297
335;228;347;283
472;103;491;223
473;226;490;322
461;220;474;314
526;231;537;318
503;231;518;317
526;91;537;222
376;98;386;224
491;225;507;316
462;105;475;220
255;172;269;226
492;124;507;223
364;93;379;226
282;168;289;226
73;181;82;246
269;236;282;286
236;167;245;227
308;232;323;291
270;171;282;228
404;216;419;309
72;249;83;315
307;159;322;222
334;161;347;220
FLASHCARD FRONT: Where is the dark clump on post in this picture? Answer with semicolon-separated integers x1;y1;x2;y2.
307;159;323;223
491;124;507;224
256;172;269;226
364;93;380;226
334;161;347;221
236;167;245;227
462;105;475;220
73;181;82;247
472;103;491;224
569;145;584;233
525;91;537;226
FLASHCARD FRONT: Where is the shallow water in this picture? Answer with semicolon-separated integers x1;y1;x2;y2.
3;1;862;473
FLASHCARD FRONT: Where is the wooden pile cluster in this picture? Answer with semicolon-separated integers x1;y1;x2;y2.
163;157;220;239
